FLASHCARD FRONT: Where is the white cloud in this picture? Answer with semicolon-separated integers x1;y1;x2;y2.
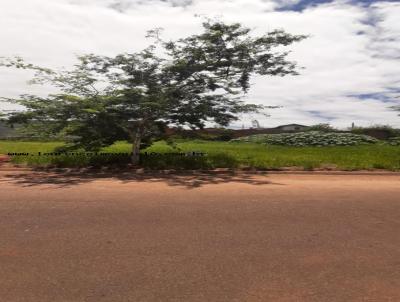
0;0;399;128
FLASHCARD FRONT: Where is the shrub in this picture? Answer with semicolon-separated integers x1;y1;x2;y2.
214;129;236;141
139;152;238;169
306;124;338;132
231;131;378;146
175;129;236;141
387;137;400;146
350;125;400;140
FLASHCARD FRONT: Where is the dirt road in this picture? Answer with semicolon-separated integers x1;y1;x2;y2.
1;171;399;302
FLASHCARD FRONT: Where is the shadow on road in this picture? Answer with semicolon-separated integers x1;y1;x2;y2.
0;170;284;189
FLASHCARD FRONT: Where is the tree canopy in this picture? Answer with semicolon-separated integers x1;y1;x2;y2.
0;20;307;164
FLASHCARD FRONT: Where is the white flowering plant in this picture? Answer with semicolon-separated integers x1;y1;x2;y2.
231;131;378;147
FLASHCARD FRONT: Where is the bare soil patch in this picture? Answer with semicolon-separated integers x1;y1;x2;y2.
1;172;399;301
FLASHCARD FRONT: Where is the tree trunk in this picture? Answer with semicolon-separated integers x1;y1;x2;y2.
127;121;146;166
131;132;142;166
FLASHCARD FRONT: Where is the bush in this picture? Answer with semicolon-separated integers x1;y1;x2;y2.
231;131;378;146
175;129;236;141
387;137;400;146
306;124;338;132
350;125;400;140
139;152;238;169
214;129;236;141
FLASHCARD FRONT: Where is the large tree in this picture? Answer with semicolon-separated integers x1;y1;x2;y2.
1;20;307;164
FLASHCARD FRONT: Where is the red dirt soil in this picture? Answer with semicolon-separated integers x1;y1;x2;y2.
0;171;399;302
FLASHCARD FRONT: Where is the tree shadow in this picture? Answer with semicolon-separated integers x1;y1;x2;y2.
0;169;285;189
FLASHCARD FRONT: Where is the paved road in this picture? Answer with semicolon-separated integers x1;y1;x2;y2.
1;171;400;302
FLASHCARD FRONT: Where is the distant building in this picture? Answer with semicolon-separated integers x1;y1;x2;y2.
274;124;309;132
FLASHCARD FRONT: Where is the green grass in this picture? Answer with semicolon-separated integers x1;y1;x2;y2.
1;139;400;170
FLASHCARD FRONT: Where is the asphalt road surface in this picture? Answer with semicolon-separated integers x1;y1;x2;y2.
1;170;400;302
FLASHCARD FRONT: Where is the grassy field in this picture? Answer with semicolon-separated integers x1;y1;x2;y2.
1;140;400;170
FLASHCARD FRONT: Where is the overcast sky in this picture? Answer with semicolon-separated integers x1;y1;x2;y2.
1;0;399;129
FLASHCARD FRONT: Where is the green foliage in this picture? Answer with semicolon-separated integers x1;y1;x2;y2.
174;128;236;141
139;153;239;170
306;123;337;132
1;140;400;171
350;125;400;139
387;137;400;146
232;131;378;146
392;105;400;115
1;20;306;159
214;129;237;141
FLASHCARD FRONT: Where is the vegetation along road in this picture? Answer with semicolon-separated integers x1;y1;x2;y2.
1;140;400;170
